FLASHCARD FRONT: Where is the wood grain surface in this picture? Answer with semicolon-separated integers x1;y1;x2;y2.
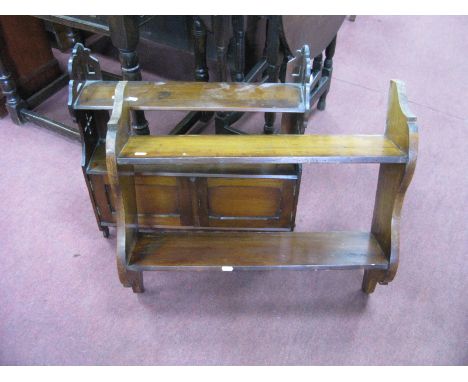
75;81;305;112
128;231;388;271
119;134;407;164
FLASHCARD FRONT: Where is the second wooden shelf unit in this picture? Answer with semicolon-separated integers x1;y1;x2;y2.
69;44;418;295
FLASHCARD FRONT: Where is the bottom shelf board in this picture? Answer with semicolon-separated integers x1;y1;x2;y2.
128;231;388;271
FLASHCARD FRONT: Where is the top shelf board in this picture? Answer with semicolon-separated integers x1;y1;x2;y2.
73;81;305;113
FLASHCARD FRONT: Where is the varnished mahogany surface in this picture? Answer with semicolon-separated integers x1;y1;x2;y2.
128;231;388;271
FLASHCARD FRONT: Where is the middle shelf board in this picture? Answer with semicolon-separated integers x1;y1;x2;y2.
88;142;299;179
118;134;407;165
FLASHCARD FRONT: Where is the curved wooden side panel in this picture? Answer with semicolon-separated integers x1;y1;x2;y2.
363;80;419;293
105;81;144;292
67;43;102;121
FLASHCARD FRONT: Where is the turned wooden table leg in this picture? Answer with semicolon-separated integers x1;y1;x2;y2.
0;46;25;124
214;16;246;135
193;16;209;82
318;35;337;111
169;17;212;135
48;23;83;52
213;16;230;134
65;27;82;47
278;18;293;83
312;53;323;76
263;16;281;134
232;16;245;82
192;16;212;123
213;16;228;82
108;16;149;135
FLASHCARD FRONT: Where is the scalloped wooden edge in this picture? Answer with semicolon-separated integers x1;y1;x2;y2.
363;79;419;292
106;81;144;292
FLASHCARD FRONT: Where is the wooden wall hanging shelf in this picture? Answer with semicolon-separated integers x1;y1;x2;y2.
69;43;419;295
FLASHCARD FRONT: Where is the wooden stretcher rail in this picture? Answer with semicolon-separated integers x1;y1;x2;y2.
74;81;306;112
118;134;407;165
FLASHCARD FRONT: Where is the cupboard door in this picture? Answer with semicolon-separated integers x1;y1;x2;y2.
201;178;296;229
89;173;298;231
134;175;193;227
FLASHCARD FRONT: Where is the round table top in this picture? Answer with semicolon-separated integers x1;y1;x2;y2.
282;16;344;57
